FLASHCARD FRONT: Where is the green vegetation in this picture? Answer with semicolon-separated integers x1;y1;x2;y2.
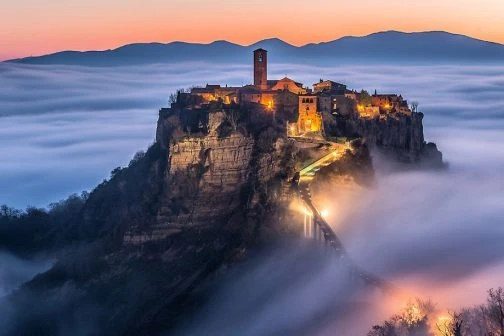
360;90;372;106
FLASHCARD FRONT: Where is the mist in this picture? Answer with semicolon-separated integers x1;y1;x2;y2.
176;245;395;336
0;252;52;298
0;61;503;334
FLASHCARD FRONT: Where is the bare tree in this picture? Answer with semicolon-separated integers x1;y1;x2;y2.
487;287;504;336
169;92;178;104
436;312;463;336
226;109;239;132
411;101;419;113
367;298;435;336
169;88;187;105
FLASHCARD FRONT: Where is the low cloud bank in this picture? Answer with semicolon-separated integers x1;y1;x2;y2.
1;62;503;208
0;62;503;335
0;252;52;298
176;245;394;336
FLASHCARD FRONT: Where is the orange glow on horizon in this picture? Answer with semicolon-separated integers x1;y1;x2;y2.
1;0;504;60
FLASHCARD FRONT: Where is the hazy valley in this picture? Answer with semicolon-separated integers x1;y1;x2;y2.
0;57;503;335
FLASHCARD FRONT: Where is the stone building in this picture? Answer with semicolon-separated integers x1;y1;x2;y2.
371;93;412;115
318;93;338;114
297;95;323;135
357;105;380;118
313;80;347;94
254;48;268;91
345;90;358;100
191;85;240;104
270;77;307;95
188;49;358;137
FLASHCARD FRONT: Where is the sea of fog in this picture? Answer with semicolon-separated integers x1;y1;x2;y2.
0;62;503;334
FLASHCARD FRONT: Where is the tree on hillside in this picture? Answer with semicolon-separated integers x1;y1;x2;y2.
487;288;504;336
226;109;239;132
411;101;419;112
436;312;463;336
368;299;435;336
168;88;188;104
370;288;504;336
360;90;372;106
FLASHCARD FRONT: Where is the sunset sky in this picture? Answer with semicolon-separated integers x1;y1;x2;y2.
1;0;504;61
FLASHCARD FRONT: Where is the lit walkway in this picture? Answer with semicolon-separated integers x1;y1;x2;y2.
294;140;385;287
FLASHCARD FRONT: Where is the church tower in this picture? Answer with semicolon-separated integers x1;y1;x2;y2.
254;48;268;91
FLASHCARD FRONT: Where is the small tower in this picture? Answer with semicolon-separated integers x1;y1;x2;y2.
254;48;268;91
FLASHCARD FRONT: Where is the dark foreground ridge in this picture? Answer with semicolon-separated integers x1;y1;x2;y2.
0;49;443;335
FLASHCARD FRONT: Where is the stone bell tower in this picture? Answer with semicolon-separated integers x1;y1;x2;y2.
254;48;268;91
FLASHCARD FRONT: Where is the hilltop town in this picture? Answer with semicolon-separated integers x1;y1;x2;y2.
120;48;443;245
172;48;418;140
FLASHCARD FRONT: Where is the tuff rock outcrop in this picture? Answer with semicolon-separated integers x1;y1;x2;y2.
1;95;443;336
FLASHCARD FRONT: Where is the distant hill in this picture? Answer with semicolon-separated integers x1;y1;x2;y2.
5;31;504;66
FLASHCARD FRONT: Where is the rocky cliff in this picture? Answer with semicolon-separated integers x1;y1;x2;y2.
1;96;443;336
322;102;443;167
355;112;443;165
124;107;296;245
2;104;302;336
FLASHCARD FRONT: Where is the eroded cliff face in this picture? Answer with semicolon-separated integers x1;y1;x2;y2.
355;112;443;165
155;134;255;234
124;109;295;245
323;107;443;166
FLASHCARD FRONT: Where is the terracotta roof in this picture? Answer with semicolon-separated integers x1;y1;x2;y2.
276;77;304;87
313;80;346;87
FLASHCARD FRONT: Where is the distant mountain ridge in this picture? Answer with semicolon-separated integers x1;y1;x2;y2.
5;31;504;66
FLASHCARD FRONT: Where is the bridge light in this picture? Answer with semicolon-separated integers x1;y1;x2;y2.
321;209;329;219
301;207;312;217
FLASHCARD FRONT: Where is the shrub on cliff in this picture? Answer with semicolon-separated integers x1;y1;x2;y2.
67;143;166;246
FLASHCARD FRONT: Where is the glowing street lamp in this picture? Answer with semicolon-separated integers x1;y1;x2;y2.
321;209;329;219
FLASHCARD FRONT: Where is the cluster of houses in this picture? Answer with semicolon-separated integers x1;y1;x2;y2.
179;48;413;137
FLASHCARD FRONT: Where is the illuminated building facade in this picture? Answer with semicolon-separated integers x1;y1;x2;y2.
297;95;323;135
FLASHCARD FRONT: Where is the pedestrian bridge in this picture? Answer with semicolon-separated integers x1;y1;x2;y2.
293;142;385;288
